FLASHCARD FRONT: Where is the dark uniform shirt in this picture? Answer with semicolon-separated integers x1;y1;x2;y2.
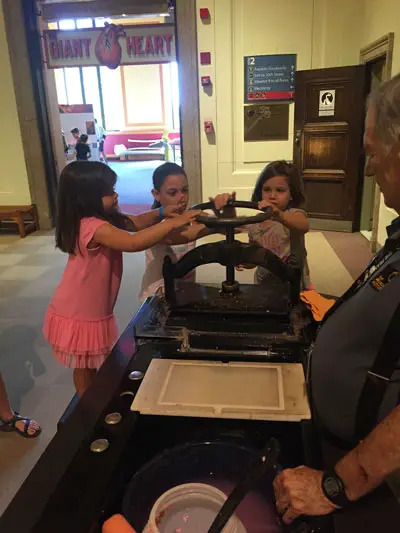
312;217;400;443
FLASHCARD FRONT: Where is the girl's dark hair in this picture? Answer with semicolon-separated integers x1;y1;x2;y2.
79;134;88;143
56;161;126;254
151;162;187;208
251;160;305;208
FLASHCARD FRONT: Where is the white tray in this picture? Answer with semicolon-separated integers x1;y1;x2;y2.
131;359;310;422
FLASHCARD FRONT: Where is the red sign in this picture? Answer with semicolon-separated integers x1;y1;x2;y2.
43;23;176;69
247;91;295;101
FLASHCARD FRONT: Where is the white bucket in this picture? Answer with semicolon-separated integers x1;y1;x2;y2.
143;483;247;533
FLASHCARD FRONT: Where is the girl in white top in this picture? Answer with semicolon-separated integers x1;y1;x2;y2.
140;162;233;301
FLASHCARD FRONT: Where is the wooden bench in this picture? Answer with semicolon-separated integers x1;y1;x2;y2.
0;205;39;238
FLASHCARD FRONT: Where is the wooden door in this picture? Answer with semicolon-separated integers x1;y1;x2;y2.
294;65;366;232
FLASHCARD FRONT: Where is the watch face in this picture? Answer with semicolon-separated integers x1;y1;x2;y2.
325;476;341;497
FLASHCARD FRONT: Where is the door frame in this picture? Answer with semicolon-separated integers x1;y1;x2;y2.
3;0;202;226
175;0;202;204
2;0;58;229
360;33;394;252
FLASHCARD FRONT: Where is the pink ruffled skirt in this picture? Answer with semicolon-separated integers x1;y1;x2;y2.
43;307;118;369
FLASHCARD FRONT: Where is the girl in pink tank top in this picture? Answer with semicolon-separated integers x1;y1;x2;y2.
43;161;200;396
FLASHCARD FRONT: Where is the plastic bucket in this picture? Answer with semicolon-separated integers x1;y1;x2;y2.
123;441;282;532
143;482;247;533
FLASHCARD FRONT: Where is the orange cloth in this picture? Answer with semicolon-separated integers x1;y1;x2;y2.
102;515;136;533
300;289;335;322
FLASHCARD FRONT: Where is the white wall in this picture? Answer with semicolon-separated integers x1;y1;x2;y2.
0;2;31;206
197;0;366;203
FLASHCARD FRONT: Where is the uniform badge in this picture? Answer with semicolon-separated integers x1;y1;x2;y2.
370;265;400;291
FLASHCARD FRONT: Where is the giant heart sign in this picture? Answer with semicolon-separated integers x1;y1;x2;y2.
43;23;176;69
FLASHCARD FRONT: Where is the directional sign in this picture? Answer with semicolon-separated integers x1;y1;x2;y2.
244;54;296;103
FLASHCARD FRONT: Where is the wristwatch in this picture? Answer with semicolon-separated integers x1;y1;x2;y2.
321;469;352;508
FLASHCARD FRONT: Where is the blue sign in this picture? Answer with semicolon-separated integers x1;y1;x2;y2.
244;54;296;103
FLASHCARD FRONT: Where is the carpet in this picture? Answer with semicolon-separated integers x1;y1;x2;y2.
110;160;161;214
119;203;152;215
305;232;354;296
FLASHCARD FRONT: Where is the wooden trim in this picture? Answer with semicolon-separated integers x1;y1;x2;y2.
120;63;166;128
360;33;394;253
175;0;202;204
41;0;169;21
360;32;394;81
303;122;349;133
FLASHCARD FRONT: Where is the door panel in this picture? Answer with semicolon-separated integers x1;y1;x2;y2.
304;130;348;170
304;181;343;216
294;65;366;231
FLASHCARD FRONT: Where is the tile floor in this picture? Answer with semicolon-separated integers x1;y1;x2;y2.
0;230;144;514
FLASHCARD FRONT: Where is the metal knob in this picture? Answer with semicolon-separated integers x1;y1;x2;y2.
129;370;144;381
120;390;135;398
90;438;109;453
105;412;122;425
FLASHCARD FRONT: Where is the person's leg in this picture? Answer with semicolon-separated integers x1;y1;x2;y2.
0;373;41;436
0;373;14;421
73;368;97;397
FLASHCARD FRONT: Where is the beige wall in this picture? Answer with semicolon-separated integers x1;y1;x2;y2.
362;0;400;245
197;0;366;203
197;0;399;246
0;2;31;206
312;0;365;69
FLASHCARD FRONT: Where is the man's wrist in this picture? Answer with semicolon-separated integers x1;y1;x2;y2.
322;469;352;508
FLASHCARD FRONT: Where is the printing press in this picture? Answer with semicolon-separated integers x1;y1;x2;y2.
1;202;331;533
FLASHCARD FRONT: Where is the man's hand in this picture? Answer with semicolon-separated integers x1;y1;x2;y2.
273;466;338;524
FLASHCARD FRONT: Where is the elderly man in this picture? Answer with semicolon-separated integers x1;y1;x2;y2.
274;74;400;530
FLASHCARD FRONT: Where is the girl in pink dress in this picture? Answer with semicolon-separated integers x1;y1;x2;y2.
43;161;199;396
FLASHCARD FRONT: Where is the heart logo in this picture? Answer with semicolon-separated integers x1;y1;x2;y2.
95;23;126;70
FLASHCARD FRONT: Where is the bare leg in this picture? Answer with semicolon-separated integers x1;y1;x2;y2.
0;373;40;436
73;368;97;397
0;374;13;420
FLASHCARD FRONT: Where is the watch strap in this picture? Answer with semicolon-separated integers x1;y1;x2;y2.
322;469;352;508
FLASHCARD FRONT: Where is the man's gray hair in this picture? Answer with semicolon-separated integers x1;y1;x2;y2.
368;72;400;148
